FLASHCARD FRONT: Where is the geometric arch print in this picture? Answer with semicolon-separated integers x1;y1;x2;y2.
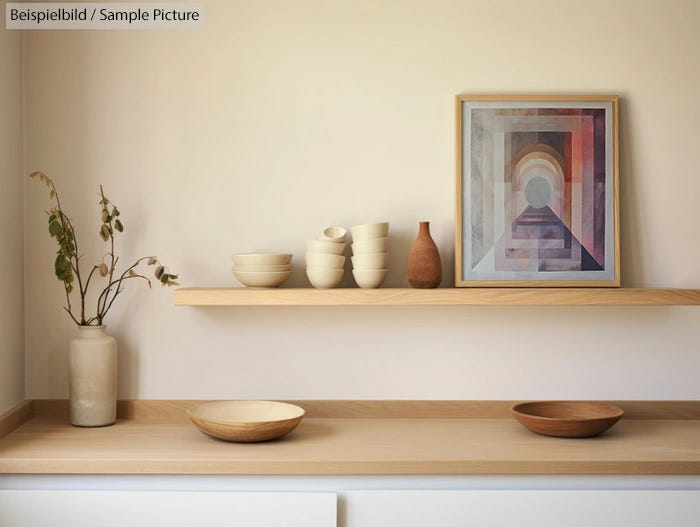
459;97;618;285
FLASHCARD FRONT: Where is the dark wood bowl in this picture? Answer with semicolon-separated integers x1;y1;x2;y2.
512;401;624;438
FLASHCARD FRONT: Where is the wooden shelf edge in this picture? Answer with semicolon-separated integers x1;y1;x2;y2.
174;287;700;307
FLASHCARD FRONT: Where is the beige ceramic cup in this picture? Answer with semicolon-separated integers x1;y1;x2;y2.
307;239;345;255
350;222;389;241
306;267;344;289
351;237;388;254
305;252;345;268
351;252;388;269
319;226;347;243
352;268;388;288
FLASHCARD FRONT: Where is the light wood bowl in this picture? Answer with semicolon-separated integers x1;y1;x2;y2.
187;401;305;442
512;401;624;438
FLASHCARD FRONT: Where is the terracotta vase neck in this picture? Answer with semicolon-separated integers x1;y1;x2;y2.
419;221;430;234
77;325;107;338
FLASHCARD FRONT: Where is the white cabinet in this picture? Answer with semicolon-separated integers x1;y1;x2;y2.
343;490;700;527
0;490;336;527
2;476;699;527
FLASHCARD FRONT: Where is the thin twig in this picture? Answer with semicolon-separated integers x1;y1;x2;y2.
97;186;116;321
82;265;99;296
63;306;81;325
96;257;151;323
63;284;73;317
99;273;151;322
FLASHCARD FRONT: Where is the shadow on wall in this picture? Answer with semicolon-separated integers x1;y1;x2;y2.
618;95;642;287
114;328;140;399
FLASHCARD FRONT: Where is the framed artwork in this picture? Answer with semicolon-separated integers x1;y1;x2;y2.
455;95;619;287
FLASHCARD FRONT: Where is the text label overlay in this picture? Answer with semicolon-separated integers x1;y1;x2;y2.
6;3;203;29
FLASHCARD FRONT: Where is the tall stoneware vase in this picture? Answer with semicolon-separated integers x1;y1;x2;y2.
407;221;442;288
69;325;117;427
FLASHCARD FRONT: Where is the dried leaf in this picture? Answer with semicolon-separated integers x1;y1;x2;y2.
147;257;157;265
101;210;110;223
99;224;109;241
114;219;123;232
54;253;67;269
99;263;109;277
49;220;61;237
54;254;71;281
155;266;164;280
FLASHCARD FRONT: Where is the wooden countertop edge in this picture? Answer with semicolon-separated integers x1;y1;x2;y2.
1;460;698;476
26;399;700;422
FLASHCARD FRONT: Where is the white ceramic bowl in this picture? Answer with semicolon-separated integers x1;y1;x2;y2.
350;222;389;241
306;267;344;289
319;226;347;243
233;263;292;273
305;252;345;269
232;253;292;266
233;269;292;287
352;268;387;289
351;252;388;269
351;237;388;254
306;239;345;255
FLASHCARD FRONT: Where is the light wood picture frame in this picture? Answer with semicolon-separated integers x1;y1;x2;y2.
455;94;620;287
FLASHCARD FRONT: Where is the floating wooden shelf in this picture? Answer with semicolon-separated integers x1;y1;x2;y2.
174;288;700;306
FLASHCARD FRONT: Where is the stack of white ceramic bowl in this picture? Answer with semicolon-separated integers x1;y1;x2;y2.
306;226;346;289
232;253;292;287
350;222;389;288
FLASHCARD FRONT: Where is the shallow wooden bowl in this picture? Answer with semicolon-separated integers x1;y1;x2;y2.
187;401;305;442
512;401;624;438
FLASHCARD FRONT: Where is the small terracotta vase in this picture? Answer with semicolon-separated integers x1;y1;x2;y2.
407;221;442;288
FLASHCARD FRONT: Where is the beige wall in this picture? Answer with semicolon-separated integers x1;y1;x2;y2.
0;6;25;413
24;0;700;400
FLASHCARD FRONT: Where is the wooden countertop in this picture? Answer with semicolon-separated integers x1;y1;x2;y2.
1;400;699;475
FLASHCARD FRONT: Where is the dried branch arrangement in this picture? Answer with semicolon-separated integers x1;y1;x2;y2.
30;171;178;326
